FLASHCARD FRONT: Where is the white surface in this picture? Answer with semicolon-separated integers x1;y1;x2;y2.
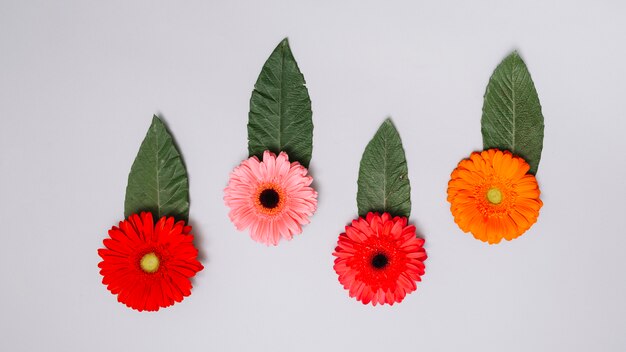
1;1;625;351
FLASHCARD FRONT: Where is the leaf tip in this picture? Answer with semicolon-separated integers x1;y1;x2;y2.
151;114;164;126
505;50;526;66
273;37;293;57
380;117;397;132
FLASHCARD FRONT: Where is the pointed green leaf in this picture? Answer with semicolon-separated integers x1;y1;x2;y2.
248;38;313;167
357;119;411;218
124;116;189;222
481;51;545;174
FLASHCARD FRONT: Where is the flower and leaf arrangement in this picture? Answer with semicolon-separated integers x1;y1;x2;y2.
447;52;545;244
98;116;203;312
224;38;318;246
95;45;548;312
333;119;428;306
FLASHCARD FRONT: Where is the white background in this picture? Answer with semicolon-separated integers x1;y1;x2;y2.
1;1;625;351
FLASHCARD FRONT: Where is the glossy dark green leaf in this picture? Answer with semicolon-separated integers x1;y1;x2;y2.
357;119;411;218
124;116;189;222
248;38;313;167
481;51;545;174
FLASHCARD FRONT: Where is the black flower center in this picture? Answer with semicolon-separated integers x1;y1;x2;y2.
371;253;389;269
259;188;280;209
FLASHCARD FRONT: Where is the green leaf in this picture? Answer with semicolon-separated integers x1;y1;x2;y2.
481;51;545;174
357;118;411;218
248;38;313;167
124;116;189;222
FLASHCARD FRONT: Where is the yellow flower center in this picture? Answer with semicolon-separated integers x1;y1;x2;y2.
140;252;160;273
486;187;503;205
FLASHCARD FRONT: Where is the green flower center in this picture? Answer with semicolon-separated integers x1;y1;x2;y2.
140;252;160;273
487;187;503;205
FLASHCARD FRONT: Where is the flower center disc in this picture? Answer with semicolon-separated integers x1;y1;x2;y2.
487;187;503;205
255;184;285;215
259;188;280;209
140;252;160;273
371;253;389;269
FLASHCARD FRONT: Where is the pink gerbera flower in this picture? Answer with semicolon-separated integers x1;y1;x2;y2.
224;150;318;245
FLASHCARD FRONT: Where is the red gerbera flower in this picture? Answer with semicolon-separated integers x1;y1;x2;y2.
333;212;427;306
98;212;203;312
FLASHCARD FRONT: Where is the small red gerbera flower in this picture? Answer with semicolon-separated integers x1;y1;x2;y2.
98;212;203;312
333;212;427;306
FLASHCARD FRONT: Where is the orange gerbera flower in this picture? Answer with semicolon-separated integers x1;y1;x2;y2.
447;149;542;244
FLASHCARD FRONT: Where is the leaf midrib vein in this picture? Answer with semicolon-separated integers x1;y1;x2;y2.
510;64;517;152
154;128;161;218
382;135;388;211
277;44;286;149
